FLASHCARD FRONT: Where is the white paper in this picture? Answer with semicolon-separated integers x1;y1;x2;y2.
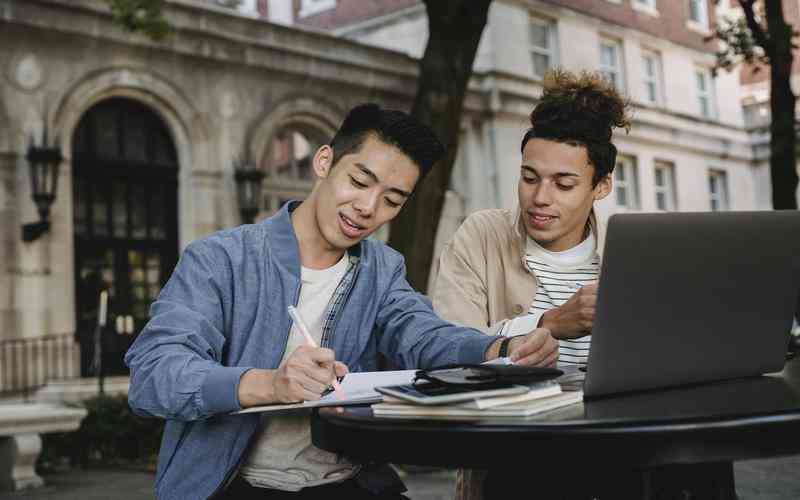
235;369;417;414
483;357;514;365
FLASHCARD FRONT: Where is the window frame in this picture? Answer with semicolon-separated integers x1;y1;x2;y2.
688;0;709;30
599;38;625;93
298;0;337;18
708;169;730;212
653;160;677;212
695;66;717;119
641;49;663;106
613;154;640;210
529;15;558;80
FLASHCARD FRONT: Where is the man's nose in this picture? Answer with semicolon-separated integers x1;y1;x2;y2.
354;191;379;216
532;183;553;206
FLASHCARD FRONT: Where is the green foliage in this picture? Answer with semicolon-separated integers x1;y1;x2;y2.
39;394;164;470
106;0;172;41
713;15;764;74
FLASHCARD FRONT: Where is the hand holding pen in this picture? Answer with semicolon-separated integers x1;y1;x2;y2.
288;306;347;399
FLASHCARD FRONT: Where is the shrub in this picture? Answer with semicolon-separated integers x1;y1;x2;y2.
39;394;164;471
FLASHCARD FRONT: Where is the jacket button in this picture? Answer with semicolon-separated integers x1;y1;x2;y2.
513;304;524;315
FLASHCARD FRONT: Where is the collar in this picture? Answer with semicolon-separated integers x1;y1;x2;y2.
512;206;599;272
262;200;362;279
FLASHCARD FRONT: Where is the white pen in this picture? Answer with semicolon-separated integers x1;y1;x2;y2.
287;305;344;397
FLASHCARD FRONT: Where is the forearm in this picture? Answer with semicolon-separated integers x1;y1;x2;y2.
237;368;278;408
127;352;251;420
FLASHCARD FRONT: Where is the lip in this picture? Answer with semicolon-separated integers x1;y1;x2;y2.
338;213;367;239
528;212;557;230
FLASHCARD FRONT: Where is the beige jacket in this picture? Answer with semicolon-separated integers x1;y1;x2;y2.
431;207;603;500
432;208;603;335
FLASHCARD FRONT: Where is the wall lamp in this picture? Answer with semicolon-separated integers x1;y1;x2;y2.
22;130;63;242
233;158;265;225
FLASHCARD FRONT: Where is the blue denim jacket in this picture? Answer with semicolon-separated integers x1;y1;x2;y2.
125;202;494;500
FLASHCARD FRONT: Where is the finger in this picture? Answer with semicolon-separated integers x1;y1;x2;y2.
544;349;559;367
333;361;349;378
511;337;550;365
582;282;599;293
303;362;336;386
306;347;336;364
296;375;329;396
509;329;549;362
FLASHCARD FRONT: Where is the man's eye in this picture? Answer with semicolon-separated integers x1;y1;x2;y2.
522;176;538;184
349;176;367;188
557;184;575;190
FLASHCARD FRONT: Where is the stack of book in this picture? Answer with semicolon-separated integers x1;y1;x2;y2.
372;380;582;419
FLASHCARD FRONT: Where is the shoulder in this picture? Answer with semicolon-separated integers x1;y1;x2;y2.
182;223;265;269
453;208;517;247
359;238;405;271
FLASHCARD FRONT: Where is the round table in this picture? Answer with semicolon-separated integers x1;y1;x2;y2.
312;357;800;498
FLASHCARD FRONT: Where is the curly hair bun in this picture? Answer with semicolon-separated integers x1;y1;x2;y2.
530;69;631;144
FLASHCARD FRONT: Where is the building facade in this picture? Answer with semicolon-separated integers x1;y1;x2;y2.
0;0;776;392
0;0;424;392
288;0;769;282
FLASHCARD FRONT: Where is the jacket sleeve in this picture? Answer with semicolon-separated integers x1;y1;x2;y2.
375;257;495;370
125;240;252;421
431;219;511;337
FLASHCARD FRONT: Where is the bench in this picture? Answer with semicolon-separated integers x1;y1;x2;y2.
0;404;87;491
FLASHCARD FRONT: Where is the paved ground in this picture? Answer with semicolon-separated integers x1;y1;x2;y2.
2;456;800;500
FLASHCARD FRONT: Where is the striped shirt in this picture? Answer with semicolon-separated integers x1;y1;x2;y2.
501;230;599;367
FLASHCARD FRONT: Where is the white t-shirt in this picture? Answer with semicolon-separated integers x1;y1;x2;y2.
239;254;358;491
500;230;599;367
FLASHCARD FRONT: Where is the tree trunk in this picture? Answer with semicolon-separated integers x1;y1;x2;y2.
387;0;492;293
764;0;799;209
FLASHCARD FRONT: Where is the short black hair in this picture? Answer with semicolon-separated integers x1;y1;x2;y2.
521;69;631;185
329;103;445;179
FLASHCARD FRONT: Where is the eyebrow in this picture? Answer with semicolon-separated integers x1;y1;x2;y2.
354;163;412;197
520;165;580;179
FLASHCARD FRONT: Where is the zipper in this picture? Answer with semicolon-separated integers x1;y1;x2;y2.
325;257;360;351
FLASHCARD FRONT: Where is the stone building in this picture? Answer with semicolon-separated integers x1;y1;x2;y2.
0;0;425;392
0;0;779;392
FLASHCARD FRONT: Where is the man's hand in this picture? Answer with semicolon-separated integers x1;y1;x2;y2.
540;282;597;339
508;328;558;367
237;346;348;408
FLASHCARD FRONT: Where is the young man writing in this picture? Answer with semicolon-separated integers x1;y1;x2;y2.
432;69;630;499
125;103;557;500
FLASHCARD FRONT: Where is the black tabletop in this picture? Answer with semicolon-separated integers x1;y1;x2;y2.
312;357;800;469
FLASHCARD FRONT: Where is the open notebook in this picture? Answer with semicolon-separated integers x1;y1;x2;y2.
234;369;417;414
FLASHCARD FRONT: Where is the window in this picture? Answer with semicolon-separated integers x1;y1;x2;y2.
299;0;336;18
641;50;663;105
614;155;639;209
263;125;328;214
688;0;708;29
599;39;624;92
653;161;677;211
695;67;716;119
708;170;729;211
529;17;558;79
743;102;770;128
632;0;658;14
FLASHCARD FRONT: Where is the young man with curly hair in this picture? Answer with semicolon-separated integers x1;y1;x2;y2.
432;69;631;499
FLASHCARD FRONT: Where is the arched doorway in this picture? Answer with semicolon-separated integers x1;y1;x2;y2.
72;97;179;376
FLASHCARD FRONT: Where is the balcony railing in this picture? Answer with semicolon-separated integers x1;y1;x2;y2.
0;334;80;398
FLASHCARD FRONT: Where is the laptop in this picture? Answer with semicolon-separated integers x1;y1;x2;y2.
583;211;800;398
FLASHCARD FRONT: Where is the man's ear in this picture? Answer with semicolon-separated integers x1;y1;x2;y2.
593;173;612;201
313;145;334;179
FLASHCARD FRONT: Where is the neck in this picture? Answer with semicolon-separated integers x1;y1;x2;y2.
291;197;346;269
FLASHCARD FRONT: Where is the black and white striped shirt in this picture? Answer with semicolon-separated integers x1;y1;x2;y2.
500;231;599;367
